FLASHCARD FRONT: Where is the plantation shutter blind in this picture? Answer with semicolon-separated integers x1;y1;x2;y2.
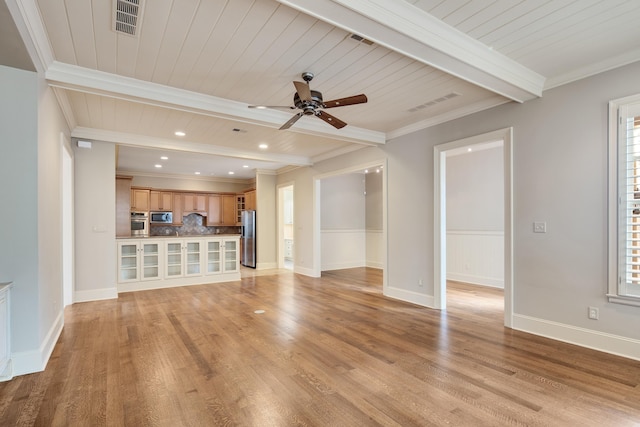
618;103;640;300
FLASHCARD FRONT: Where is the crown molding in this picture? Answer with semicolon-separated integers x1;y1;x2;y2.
71;127;313;167
116;169;253;185
544;52;640;91
310;143;368;164
278;0;545;102
6;0;53;73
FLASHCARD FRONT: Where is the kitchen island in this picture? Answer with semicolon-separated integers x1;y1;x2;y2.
116;234;240;293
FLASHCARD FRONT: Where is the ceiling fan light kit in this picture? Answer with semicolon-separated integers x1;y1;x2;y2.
249;72;367;130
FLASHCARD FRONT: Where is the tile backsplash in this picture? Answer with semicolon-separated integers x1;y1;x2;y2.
150;213;240;236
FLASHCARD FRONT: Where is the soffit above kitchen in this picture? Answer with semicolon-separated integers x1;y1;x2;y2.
5;0;640;177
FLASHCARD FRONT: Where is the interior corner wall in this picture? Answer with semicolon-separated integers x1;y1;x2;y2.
256;172;277;269
74;141;117;301
0;66;40;357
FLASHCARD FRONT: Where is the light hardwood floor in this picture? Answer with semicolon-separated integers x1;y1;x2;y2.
1;268;640;426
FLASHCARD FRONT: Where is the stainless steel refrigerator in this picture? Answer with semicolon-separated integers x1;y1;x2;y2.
241;210;256;268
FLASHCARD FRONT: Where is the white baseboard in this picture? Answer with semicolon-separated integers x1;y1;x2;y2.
384;286;434;308
294;265;319;277
11;309;64;377
447;273;504;288
512;314;640;361
74;287;118;303
256;262;278;270
118;273;241;293
366;260;383;269
322;261;366;271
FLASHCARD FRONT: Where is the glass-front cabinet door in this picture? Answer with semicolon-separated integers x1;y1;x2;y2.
206;240;221;274
185;240;202;276
165;241;183;278
118;242;139;282
141;242;161;280
223;239;238;273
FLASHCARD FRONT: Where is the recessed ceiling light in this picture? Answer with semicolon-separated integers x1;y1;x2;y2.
175;131;186;137
243;165;249;168
228;171;235;175
160;156;168;160
155;164;162;168
364;169;369;173
376;169;380;173
194;171;201;175
467;148;473;152
259;143;268;149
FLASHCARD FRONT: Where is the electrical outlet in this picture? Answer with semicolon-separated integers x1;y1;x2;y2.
418;278;423;287
588;306;599;320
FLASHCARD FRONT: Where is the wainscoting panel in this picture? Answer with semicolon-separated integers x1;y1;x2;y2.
321;229;366;271
447;230;504;288
366;230;383;269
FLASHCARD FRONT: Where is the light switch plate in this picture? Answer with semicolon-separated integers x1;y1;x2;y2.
533;221;547;233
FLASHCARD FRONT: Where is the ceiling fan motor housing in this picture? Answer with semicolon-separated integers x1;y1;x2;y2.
294;90;324;115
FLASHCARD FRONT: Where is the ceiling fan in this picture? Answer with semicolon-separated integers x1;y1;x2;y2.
249;72;367;130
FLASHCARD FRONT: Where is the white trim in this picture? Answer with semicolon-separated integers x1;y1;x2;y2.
277;0;544;102
11;310;64;377
73;127;313;167
117;273;241;293
434;128;513;327
293;265;319;277
447;273;503;289
6;0;54;73
512;314;640;362
46;62;385;146
117;169;253;185
74;287;118;303
256;262;278;270
384;286;433;308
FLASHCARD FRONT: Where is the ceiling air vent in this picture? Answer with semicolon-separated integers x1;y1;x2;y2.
349;33;374;46
407;92;460;113
113;0;144;36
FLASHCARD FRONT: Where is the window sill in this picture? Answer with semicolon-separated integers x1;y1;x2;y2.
607;294;640;307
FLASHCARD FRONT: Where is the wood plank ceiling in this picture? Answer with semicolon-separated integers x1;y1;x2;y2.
6;0;640;177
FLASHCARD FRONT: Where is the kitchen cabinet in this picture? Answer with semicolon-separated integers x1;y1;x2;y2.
172;193;183;225
183;193;207;213
165;239;203;278
244;190;256;211
117;241;162;282
150;191;172;211
116;236;240;292
205;238;239;274
236;194;245;223
131;188;150;211
207;194;237;225
116;176;132;237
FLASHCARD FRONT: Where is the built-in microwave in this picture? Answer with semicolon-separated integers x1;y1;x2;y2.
150;211;173;224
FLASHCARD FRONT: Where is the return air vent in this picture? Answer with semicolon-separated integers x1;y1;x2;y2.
113;0;144;36
407;92;460;113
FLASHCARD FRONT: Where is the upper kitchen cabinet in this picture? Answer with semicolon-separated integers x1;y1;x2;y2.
207;194;237;226
150;191;172;211
116;176;132;237
131;188;150;211
244;190;256;211
183;193;207;213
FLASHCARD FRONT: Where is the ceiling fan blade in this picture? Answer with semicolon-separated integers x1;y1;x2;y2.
323;94;368;108
279;112;304;130
316;110;347;129
248;105;295;110
293;81;312;102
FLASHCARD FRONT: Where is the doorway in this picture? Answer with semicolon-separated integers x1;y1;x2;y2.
312;160;388;292
277;184;294;270
434;128;513;327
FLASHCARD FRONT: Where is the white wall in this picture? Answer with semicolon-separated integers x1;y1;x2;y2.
0;65;69;376
74;141;117;302
256;171;277;269
279;61;640;359
365;171;384;268
446;146;504;287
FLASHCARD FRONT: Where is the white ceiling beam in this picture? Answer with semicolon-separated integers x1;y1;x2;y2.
278;0;545;102
46;62;385;146
71;127;314;167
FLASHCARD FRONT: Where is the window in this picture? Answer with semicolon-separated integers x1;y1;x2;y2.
609;95;640;306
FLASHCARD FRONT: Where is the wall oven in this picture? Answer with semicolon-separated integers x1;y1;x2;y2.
130;211;149;236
